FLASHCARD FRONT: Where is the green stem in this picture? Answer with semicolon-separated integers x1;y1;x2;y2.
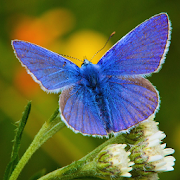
9;109;65;180
38;133;126;180
38;160;100;180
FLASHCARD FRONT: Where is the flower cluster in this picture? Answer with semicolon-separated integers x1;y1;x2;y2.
95;115;175;179
135;116;175;172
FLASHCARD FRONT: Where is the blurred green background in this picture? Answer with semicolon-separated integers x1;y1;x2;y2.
0;0;180;179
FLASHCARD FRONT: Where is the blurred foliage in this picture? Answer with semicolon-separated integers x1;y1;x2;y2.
0;0;180;179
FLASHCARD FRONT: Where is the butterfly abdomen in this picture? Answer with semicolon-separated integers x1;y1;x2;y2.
95;92;112;133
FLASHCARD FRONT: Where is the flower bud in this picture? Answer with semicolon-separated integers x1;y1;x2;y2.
96;144;134;177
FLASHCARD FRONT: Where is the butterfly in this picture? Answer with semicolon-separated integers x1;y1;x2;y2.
12;13;171;137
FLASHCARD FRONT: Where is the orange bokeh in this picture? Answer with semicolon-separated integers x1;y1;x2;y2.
11;8;75;46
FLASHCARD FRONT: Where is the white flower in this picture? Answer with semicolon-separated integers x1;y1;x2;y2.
96;144;134;177
130;115;175;174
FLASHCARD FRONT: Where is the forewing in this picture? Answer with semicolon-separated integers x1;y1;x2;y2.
12;40;80;92
59;85;107;136
106;76;158;132
98;13;171;76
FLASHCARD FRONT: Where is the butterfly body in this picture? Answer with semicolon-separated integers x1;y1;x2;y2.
79;59;113;132
12;13;171;137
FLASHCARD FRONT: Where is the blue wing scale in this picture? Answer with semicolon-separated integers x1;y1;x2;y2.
12;40;80;92
98;13;171;76
60;86;107;136
106;76;158;132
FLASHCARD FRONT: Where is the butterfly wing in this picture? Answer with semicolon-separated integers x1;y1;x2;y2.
59;85;107;136
12;40;80;92
105;76;158;132
98;13;171;76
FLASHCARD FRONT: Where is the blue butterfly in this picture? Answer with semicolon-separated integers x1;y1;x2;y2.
12;13;171;137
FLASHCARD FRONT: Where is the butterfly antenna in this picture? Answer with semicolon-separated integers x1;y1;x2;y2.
59;54;83;62
90;31;115;62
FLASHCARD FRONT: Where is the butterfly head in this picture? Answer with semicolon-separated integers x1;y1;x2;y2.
81;59;92;67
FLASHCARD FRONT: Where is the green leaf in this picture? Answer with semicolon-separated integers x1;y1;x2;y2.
3;101;31;180
47;107;59;124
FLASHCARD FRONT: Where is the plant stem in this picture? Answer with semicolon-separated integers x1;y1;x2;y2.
38;160;99;180
9;109;65;180
38;133;126;180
